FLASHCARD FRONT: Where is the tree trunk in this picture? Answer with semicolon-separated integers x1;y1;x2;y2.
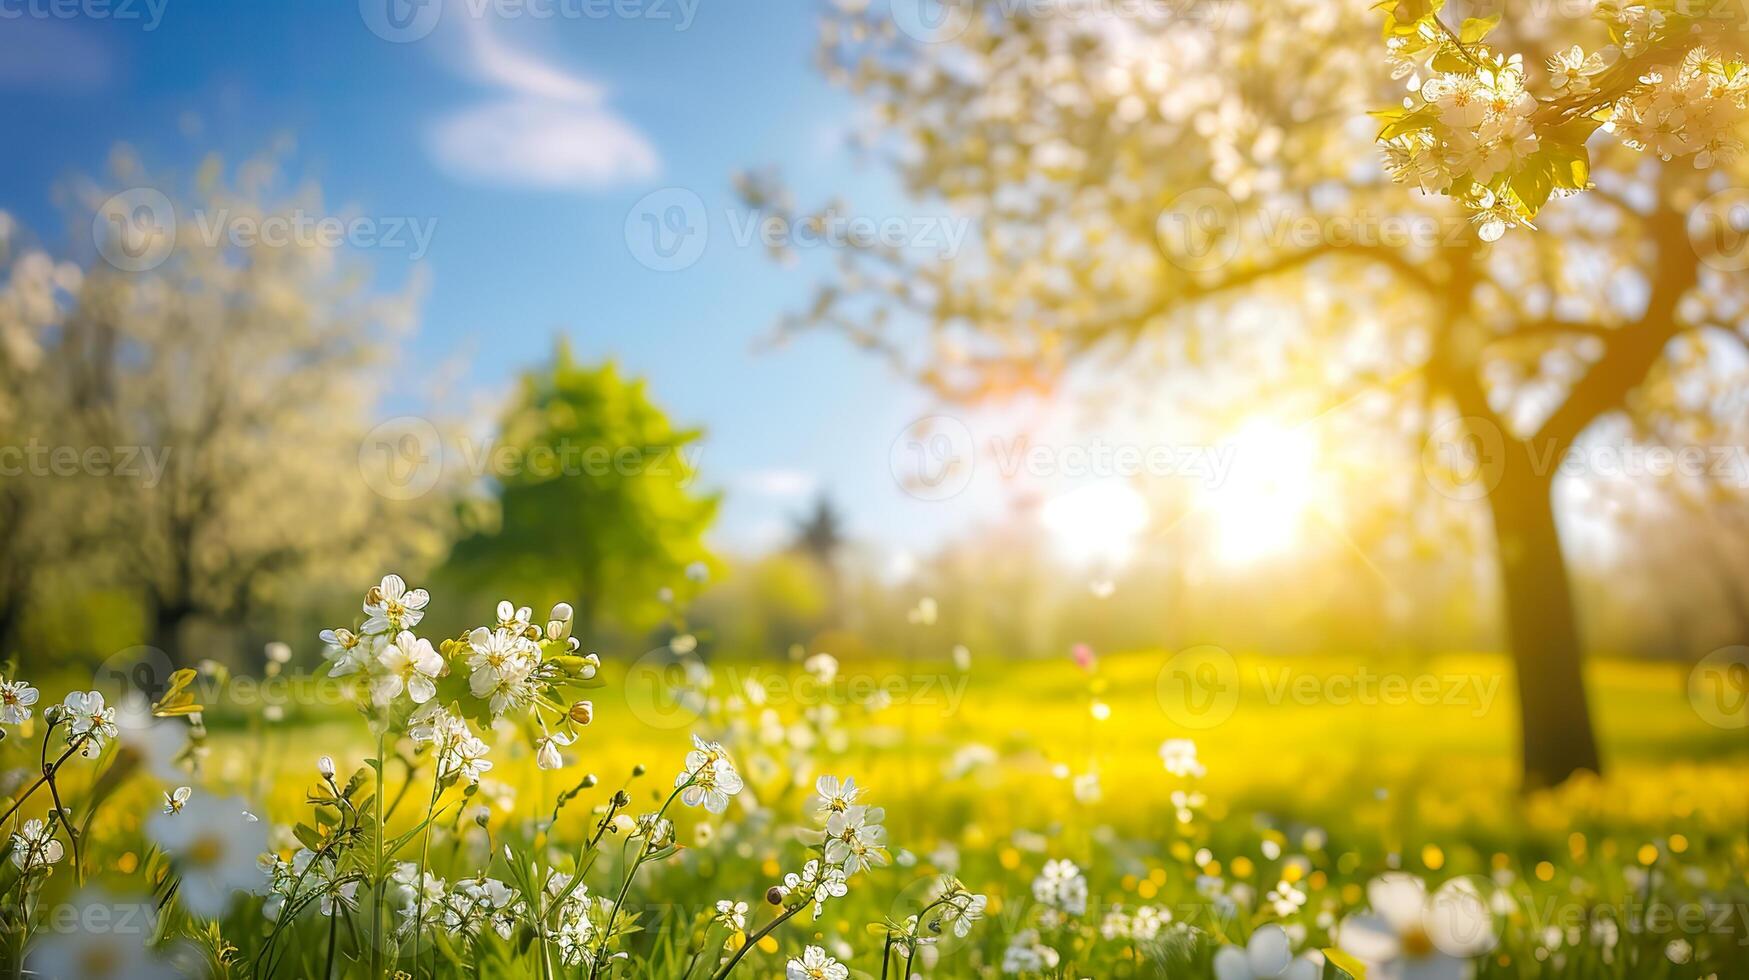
152;601;194;665
1484;432;1602;787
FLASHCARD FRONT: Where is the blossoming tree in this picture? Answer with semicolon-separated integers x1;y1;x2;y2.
756;0;1749;785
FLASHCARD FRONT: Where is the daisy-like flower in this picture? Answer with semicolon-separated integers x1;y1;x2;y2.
1032;859;1088;915
1132;905;1171;940
1423;73;1488;128
393;862;448;937
784;860;850;920
942;890;987;937
25;891;177;980
811;774;860;821
61;691;119;757
411;707;495;786
1101;909;1134;941
405;703;489;780
785;945;849;980
147;793;267;917
1547;45;1607;94
373;631;444;706
1268;879;1308;917
362;574;429;634
545;870;596;967
677;735;744;814
1160;738;1206;778
535;731;574;770
466;626;540;717
636;812;675;850
1000;930;1060;974
318;626;376;677
162;786;192;814
10;818;64;871
824;805;889;875
714;899;748;931
448;876;525;940
1338;873;1494;980
1214;924;1320;980
0;677;39;724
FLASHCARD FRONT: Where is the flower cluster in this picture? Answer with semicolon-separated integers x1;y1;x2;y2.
1376;0;1748;239
319;575;602;772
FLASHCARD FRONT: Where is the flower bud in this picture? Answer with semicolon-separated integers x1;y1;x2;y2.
318;755;336;779
568;701;593;726
546;603;574;642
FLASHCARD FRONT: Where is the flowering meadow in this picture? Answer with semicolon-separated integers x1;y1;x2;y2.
0;573;1743;979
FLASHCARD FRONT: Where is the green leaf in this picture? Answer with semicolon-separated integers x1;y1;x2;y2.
1542;141;1591;191
293;822;324;851
1432;49;1475;73
1323;947;1368;979
1388;0;1444;23
1377;109;1439;141
384;803;454;859
1458;13;1500;44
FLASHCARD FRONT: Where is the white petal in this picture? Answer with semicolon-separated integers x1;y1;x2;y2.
1426;880;1495;956
1213;946;1254;980
1246;925;1292;977
1338;914;1402;964
1369;873;1428;933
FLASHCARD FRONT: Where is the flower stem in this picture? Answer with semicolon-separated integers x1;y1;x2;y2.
0;741;80;827
709;902;804;980
324;904;340;980
370;729;385;980
588;777;691;980
411;775;442;979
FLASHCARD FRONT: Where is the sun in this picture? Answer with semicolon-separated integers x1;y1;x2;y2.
1202;419;1321;566
1039;480;1152;568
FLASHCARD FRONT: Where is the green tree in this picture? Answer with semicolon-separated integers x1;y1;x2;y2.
441;344;718;642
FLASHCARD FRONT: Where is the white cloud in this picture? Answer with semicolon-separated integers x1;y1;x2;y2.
426;13;659;190
735;469;818;499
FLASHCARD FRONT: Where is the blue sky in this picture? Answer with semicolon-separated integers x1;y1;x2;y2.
0;0;995;557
